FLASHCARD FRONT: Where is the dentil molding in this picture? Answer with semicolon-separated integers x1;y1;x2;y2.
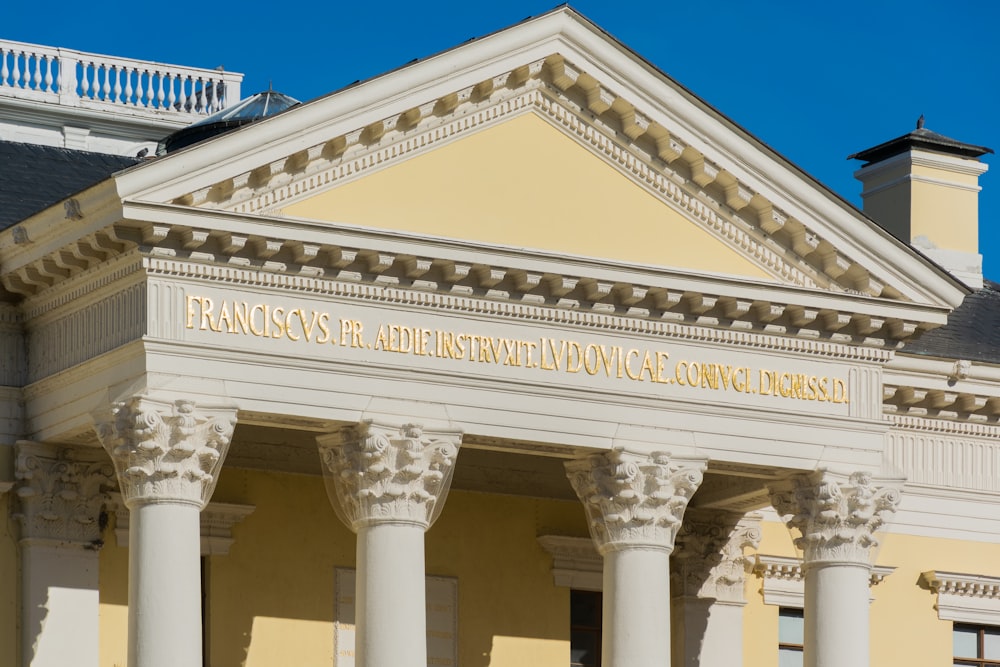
318;420;463;531
921;570;1000;625
755;554;895;607
565;448;706;553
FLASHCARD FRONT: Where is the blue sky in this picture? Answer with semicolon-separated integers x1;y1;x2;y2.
6;1;999;280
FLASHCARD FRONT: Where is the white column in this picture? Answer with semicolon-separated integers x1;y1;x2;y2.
770;471;901;667
94;398;237;667
319;421;462;667
13;441;114;667
672;511;761;667
566;449;706;667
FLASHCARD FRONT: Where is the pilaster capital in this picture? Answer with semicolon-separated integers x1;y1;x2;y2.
769;470;901;567
565;448;706;554
93;397;237;509
13;441;114;547
673;510;762;602
318;421;462;532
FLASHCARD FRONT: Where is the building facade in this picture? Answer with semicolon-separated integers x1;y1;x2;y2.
1;9;999;667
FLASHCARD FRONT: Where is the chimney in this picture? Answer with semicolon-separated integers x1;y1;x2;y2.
849;119;993;289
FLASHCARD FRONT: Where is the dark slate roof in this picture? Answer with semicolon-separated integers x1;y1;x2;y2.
904;279;1000;364
0;141;142;230
849;126;993;166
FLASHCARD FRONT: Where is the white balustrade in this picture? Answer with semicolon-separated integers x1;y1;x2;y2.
0;39;242;116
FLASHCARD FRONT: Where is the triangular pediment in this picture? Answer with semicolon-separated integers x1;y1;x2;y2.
279;112;774;282
105;7;965;315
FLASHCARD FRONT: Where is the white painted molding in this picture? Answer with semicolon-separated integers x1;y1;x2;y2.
110;494;255;556
755;554;895;607
921;571;1000;624
854;149;989;182
537;535;602;592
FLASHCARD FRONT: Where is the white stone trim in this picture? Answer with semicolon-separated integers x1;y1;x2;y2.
859;172;983;198
537;535;602;591
921;571;1000;624
755;554;895;607
854;149;989;182
109;494;254;555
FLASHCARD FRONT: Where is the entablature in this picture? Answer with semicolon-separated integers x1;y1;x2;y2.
884;354;1000;423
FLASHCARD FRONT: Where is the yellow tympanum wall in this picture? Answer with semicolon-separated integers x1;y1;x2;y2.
282;113;773;281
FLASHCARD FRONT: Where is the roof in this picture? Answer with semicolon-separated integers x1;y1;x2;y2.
0;141;141;229
849;126;993;165
904;279;1000;364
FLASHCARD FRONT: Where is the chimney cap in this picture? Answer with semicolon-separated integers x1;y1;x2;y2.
848;124;993;166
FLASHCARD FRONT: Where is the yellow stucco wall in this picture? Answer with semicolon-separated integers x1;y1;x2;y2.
281;113;773;281
97;466;590;667
0;492;18;667
744;519;1000;667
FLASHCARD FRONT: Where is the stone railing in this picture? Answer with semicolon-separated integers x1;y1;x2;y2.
0;39;242;116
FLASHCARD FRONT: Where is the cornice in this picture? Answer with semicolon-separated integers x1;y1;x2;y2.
921;570;1000;624
143;255;900;362
884;355;1000;423
755;554;894;607
182;64;905;304
103;11;964;310
888;414;1000;437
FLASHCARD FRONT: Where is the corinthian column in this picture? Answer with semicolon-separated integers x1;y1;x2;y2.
769;471;900;667
94;398;237;667
14;441;114;667
671;510;761;667
566;449;706;667
319;421;462;667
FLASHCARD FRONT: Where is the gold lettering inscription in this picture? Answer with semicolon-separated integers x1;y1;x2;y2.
184;296;850;405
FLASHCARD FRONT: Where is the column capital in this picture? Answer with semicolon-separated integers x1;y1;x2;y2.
673;510;762;603
13;441;114;547
565;448;706;554
769;470;901;567
93;397;237;509
318;421;462;532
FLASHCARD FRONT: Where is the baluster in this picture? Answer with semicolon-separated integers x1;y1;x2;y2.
0;48;8;87
100;64;110;100
31;54;42;90
180;75;190;111
207;78;218;112
81;61;93;99
43;55;53;92
124;67;134;106
112;66;122;103
11;51;21;89
165;73;176;110
145;70;155;108
197;77;206;113
156;71;164;109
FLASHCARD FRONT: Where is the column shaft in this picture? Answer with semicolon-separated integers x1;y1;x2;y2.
356;522;427;667
805;563;870;667
602;547;671;667
128;502;203;667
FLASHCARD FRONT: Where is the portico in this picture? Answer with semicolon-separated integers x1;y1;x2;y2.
0;8;978;667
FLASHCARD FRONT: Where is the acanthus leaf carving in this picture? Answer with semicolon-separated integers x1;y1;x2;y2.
93;398;237;508
565;448;706;553
672;510;762;603
769;471;901;566
13;441;115;546
318;421;462;532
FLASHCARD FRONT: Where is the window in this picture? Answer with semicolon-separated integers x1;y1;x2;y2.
954;624;1000;666
570;590;601;667
778;607;804;667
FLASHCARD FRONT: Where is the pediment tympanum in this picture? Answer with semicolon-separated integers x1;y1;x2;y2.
280;113;772;281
